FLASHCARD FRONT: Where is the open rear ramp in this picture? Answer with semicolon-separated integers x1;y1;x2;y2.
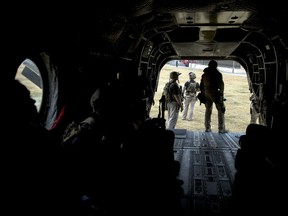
172;129;243;215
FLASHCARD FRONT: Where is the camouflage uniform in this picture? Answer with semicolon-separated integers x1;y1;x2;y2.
200;60;227;133
250;93;262;124
166;72;183;129
182;72;200;121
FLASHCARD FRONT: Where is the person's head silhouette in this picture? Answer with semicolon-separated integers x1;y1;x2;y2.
208;60;218;68
6;79;39;125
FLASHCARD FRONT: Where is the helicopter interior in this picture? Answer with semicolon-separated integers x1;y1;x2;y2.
3;1;287;215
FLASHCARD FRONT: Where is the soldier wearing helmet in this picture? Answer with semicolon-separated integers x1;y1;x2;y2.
170;71;181;79
200;60;228;133
182;72;200;121
163;71;183;129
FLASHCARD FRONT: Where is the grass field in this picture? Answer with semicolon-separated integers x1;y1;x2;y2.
149;64;251;132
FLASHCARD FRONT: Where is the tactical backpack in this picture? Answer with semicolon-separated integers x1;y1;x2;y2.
161;82;173;110
163;82;172;103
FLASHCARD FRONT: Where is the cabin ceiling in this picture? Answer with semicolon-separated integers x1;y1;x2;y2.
7;0;288;60
76;0;287;58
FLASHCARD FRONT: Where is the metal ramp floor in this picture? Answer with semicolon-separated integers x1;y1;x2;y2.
172;129;244;216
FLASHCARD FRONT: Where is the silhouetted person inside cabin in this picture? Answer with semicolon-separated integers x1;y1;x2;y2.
3;79;64;215
231;124;284;215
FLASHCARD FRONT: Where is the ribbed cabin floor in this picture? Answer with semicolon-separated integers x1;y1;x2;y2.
172;129;243;216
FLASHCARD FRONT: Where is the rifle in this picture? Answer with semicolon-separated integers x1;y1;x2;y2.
159;95;166;119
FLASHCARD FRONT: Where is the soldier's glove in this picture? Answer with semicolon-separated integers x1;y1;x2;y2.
180;104;183;112
219;96;224;102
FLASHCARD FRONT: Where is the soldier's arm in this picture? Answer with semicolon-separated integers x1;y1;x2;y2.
174;94;183;111
182;82;187;95
218;74;225;95
196;82;201;92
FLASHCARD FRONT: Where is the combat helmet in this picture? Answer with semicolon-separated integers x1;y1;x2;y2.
170;71;181;79
189;72;196;79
